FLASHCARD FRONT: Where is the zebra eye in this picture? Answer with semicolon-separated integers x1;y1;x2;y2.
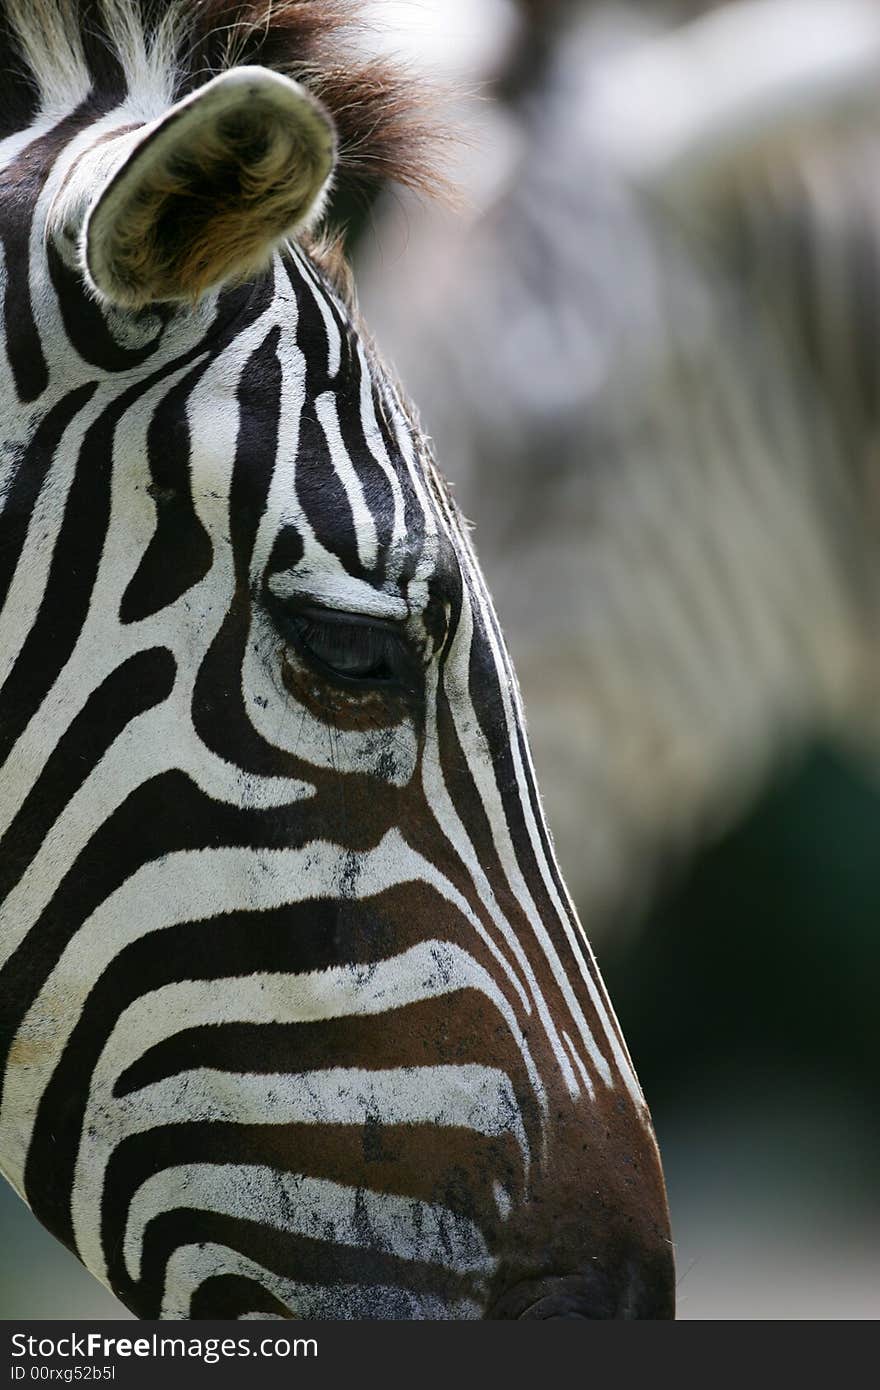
272;604;417;690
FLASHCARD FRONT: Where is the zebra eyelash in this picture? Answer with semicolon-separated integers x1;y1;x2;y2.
269;602;422;694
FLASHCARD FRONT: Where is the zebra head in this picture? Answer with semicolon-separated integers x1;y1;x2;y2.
0;1;673;1320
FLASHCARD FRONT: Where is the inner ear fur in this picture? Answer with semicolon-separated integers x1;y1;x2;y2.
84;66;337;308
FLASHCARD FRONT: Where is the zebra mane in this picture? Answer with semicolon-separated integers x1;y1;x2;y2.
0;0;438;197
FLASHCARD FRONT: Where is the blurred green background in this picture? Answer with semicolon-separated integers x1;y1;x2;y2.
604;745;880;1318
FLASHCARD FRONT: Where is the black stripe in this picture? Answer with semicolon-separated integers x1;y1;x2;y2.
335;353;396;572
0;646;176;928
189;1275;292;1319
132;1209;484;1319
48;240;172;374
0;351;208;767
0;382;96;610
118;357;215;623
0;283;272;766
0;104;97;400
112;989;527;1098
0;766;364;1113
230;326;282;572
100;1119;514;1309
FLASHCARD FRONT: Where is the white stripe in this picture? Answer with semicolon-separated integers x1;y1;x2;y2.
357;342;408;557
433;596;616;1095
1;833;539;1189
315;392;379;570
124;1165;495;1283
0;693;314;974
266;570;408;620
0;393;105;692
463;559;645;1107
73;1064;526;1283
91;944;530;1075
158;1243;482;1319
297;247;343;378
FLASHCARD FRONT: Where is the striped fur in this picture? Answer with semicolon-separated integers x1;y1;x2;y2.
0;1;673;1319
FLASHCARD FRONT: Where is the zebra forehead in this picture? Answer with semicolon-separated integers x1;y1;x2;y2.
185;273;461;588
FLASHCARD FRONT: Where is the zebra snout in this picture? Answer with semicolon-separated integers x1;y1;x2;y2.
487;1261;674;1320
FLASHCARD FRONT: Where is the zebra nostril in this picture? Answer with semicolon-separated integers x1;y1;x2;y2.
490;1273;615;1320
517;1293;600;1319
490;1262;675;1320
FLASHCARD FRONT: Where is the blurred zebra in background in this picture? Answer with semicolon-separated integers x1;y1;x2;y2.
360;0;880;934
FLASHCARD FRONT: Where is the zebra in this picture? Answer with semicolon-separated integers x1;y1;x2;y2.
359;0;880;936
0;0;674;1320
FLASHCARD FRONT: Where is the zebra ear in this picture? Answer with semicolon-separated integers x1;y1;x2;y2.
71;67;336;308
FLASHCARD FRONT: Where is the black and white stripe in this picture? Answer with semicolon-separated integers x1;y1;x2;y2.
0;0;673;1320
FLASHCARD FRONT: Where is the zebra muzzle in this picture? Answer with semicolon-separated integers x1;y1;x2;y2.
489;1266;673;1320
